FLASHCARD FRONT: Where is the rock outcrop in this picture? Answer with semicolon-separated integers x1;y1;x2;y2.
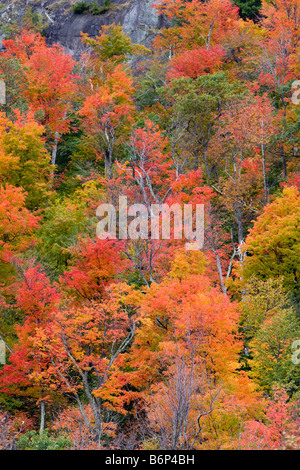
0;0;165;58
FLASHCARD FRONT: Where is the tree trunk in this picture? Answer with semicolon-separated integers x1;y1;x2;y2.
50;131;60;187
213;248;227;295
261;141;269;205
105;149;113;179
234;201;244;246
202;149;211;180
280;145;287;179
39;400;45;435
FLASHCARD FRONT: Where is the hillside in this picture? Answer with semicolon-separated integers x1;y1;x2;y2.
0;0;299;454
0;0;163;57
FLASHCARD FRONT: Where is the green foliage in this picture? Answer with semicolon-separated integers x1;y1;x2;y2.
155;72;247;177
81;23;149;64
90;0;111;15
250;308;300;393
17;429;72;450
241;186;300;306
0;57;28;117
23;6;46;33
35;181;102;279
72;0;111;15
0;114;51;210
233;0;262;20
240;276;292;342
240;277;300;394
72;1;90;14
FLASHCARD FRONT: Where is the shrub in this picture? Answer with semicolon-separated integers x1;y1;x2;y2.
72;1;90;14
72;0;111;15
17;429;72;450
90;0;111;15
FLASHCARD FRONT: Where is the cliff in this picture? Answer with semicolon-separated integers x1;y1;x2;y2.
0;0;165;58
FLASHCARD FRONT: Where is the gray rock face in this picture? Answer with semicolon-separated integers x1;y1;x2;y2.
0;0;165;58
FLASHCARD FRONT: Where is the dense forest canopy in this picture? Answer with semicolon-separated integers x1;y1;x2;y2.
0;0;299;451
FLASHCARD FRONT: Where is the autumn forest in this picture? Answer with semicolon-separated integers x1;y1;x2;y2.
0;0;299;451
